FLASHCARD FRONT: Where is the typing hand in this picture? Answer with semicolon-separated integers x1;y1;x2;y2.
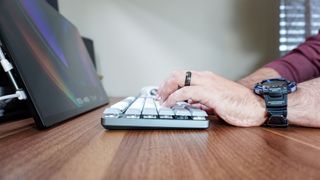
157;70;267;127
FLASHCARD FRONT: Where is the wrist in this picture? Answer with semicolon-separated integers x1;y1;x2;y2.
286;86;310;126
287;93;301;125
286;79;320;127
238;68;281;89
251;94;268;126
219;88;267;127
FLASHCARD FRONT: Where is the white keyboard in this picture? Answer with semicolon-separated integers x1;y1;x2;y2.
101;96;209;129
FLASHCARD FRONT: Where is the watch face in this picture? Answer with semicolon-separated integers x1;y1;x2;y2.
262;80;287;88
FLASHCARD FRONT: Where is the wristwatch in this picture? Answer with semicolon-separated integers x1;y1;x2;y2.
254;78;297;127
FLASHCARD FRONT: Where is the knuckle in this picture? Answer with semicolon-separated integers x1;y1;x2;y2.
203;71;213;76
171;70;184;84
171;70;180;78
171;89;184;101
193;71;200;77
180;88;188;95
168;93;177;104
167;76;176;85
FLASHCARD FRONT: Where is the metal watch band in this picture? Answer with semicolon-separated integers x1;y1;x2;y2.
263;94;288;127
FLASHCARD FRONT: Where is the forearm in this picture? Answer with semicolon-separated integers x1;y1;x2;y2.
238;67;281;89
288;77;320;127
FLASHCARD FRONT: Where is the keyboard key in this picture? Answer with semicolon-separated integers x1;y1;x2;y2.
103;108;121;115
185;106;208;117
125;97;145;118
111;96;135;112
103;97;136;118
174;102;207;120
173;107;191;116
155;101;174;119
103;108;121;118
172;102;191;119
142;98;158;118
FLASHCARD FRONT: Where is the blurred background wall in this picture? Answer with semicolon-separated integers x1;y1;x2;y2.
59;0;280;96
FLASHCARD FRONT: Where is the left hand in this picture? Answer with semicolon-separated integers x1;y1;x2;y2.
157;70;267;127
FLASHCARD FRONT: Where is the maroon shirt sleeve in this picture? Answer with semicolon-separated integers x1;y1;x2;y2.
265;33;320;83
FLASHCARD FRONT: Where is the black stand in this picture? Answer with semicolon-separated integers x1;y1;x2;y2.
0;50;30;122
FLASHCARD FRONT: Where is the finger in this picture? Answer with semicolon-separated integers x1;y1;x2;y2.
156;81;166;101
157;76;174;102
191;103;211;111
157;70;206;102
157;71;185;101
188;99;196;104
162;86;208;107
195;104;215;114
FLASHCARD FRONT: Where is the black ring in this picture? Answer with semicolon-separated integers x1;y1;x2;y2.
184;71;192;86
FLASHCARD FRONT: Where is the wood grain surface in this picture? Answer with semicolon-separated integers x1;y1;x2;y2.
0;97;319;180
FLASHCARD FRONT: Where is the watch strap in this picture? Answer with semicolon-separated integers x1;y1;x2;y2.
263;93;288;127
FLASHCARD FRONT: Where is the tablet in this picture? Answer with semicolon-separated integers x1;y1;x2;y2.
0;0;109;128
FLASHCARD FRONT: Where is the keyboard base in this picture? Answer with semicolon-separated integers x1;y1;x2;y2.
101;117;210;130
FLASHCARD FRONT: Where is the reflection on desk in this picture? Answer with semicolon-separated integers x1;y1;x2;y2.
0;97;320;180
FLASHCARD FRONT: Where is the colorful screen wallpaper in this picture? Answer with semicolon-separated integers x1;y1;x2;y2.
0;0;108;127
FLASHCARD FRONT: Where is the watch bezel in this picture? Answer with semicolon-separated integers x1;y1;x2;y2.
254;78;297;95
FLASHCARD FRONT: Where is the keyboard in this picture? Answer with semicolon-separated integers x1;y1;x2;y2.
101;95;210;129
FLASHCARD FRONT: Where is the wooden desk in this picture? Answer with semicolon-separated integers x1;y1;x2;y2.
0;97;319;180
